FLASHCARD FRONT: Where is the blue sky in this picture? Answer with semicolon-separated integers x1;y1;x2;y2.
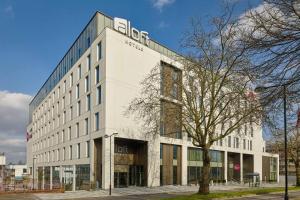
0;0;260;95
0;0;261;163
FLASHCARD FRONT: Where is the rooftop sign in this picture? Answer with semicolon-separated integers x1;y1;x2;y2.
114;17;150;46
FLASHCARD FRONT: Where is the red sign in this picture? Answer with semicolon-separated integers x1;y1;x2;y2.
234;164;240;171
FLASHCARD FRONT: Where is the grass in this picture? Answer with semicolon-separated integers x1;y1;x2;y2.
161;186;300;200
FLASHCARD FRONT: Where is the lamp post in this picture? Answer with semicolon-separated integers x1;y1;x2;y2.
32;156;37;190
104;132;118;196
255;84;288;200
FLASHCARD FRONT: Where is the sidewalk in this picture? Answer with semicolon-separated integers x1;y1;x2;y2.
35;184;283;200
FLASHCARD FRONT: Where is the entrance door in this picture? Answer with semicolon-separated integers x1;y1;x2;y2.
129;165;144;186
114;172;128;188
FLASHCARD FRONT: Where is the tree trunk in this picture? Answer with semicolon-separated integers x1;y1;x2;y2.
199;147;210;194
296;161;300;186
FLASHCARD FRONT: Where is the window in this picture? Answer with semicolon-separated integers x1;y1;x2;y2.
97;86;101;105
85;76;89;92
95;112;99;131
160;144;163;159
63;111;66;124
77;143;80;159
69;91;72;104
62;97;65;109
62;130;65;143
87;55;91;71
70;73;73;87
70;106;73;120
228;136;231;147
173;145;177;160
69;145;72;160
86;141;90;158
250;140;252;150
86;94;91;111
76;122;79;138
56;132;59;144
63;147;65;161
235;138;239;149
243;139;246;150
76;84;80;99
97;42;102;61
95;66;100;84
57;149;60;161
77;101;81;116
85;118;88;135
63;80;66;93
57;87;60;99
68;126;71;140
78;65;82;79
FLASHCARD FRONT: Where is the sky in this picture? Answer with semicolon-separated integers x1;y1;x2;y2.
0;0;261;163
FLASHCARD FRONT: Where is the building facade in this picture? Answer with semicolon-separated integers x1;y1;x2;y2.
27;11;279;191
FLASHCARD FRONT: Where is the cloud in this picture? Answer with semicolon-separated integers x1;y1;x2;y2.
0;91;32;164
152;0;175;11
3;5;15;18
158;21;169;29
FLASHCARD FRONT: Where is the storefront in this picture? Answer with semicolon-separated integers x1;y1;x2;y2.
187;148;224;185
62;165;74;191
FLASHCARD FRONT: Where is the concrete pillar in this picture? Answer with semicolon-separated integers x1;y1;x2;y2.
147;135;160;187
102;136;114;189
240;153;243;183
254;153;262;181
72;165;76;191
50;166;53;190
181;141;187;185
224;151;228;183
59;165;63;189
90;139;95;185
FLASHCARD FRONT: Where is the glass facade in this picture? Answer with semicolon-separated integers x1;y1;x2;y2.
52;166;60;189
62;165;74;191
187;148;225;184
76;164;90;190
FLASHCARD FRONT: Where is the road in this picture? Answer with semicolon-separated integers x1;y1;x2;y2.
0;191;300;200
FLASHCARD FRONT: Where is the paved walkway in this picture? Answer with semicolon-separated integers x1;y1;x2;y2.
35;184;280;200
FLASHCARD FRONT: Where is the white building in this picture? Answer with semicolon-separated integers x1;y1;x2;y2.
6;165;28;180
27;11;279;191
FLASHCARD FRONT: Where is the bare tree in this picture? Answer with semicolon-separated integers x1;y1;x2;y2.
239;0;300;88
268;125;300;186
127;6;263;194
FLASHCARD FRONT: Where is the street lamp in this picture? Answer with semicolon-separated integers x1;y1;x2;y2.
255;84;288;200
32;156;37;190
104;132;118;196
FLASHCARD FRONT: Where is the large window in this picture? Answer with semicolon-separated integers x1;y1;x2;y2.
188;148;202;161
75;165;90;190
